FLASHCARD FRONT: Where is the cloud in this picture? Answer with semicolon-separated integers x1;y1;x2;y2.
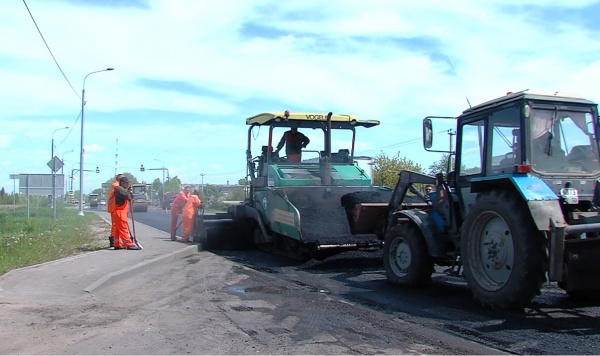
1;0;600;192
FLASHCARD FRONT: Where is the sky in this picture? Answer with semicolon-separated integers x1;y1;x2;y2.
2;0;600;194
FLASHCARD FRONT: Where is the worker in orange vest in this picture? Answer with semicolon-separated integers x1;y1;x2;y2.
112;176;140;250
106;173;123;248
170;186;190;240
180;189;202;242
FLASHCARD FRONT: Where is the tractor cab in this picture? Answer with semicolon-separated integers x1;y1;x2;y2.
424;90;600;217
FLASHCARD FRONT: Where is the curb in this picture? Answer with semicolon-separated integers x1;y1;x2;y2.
84;245;199;293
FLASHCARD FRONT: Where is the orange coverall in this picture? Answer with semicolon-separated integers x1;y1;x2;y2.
181;195;202;240
106;179;119;237
113;186;133;248
170;190;190;238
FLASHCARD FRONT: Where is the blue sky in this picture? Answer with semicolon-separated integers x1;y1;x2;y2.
2;0;600;194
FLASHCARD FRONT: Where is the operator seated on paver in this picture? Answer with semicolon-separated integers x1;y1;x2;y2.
274;122;310;163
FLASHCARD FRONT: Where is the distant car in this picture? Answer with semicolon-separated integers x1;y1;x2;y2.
99;200;106;206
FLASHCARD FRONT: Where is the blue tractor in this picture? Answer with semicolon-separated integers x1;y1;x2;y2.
347;90;600;309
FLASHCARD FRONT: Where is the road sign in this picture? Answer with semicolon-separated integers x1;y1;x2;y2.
10;174;19;179
47;156;64;173
18;174;65;195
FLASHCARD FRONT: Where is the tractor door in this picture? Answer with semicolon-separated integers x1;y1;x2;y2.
454;104;522;217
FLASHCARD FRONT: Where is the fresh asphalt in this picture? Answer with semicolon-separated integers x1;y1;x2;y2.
0;210;199;303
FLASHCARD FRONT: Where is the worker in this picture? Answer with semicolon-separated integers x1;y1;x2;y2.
180;189;203;243
112;176;140;250
274;122;310;163
170;186;190;241
106;173;124;248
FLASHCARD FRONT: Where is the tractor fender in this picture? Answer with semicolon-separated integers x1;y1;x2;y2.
392;209;448;258
232;204;272;243
470;174;566;231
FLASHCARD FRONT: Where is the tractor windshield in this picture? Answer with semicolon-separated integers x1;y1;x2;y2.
529;108;600;174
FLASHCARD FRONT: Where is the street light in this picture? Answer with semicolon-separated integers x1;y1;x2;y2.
78;67;114;216
154;158;165;204
51;127;69;164
51;126;69;215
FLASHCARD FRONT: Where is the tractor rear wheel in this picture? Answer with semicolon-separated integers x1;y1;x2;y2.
461;190;547;310
383;223;433;286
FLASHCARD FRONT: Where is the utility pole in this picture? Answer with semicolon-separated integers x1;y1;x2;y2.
200;173;205;194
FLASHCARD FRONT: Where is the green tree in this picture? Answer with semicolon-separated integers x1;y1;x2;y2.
164;176;182;193
427;154;452;176
225;187;246;201
372;151;423;187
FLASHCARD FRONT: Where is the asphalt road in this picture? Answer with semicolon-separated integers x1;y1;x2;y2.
135;206;600;355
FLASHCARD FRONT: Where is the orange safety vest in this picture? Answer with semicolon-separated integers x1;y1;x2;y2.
107;179;119;213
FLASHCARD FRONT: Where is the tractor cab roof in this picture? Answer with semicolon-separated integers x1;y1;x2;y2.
461;89;597;117
246;111;380;129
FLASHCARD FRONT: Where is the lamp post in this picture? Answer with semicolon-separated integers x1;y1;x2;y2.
78;67;114;216
154;158;165;203
200;173;205;194
51;127;69;216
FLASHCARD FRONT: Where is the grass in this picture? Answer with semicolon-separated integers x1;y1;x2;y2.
0;204;107;276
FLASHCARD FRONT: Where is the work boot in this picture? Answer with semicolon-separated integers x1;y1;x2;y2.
171;234;176;241
108;235;114;248
127;245;141;250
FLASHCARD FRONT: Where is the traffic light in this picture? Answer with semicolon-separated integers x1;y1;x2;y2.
95;167;99;173
140;164;145;172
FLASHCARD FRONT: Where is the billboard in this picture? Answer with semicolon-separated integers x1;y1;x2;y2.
18;174;65;196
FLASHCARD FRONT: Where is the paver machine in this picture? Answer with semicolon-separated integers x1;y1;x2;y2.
194;111;392;260
345;90;600;310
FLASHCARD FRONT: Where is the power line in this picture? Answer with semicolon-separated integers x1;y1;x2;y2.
22;0;80;99
55;110;82;147
356;130;449;156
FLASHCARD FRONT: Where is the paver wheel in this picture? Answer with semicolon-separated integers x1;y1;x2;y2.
383;223;433;286
461;190;547;310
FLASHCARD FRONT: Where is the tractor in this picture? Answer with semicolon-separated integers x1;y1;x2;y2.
346;90;600;310
194;111;392;260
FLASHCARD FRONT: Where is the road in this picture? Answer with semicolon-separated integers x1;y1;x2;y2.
120;207;600;354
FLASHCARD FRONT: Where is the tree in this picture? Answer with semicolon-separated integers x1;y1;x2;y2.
225;187;246;201
427;154;452;176
0;187;4;197
164;176;182;193
372;152;423;187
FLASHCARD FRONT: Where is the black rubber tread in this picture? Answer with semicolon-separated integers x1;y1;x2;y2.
382;223;434;287
460;190;547;310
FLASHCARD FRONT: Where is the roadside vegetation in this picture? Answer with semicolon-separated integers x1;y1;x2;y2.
0;197;108;276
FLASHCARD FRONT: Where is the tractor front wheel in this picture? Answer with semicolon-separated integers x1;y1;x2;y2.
461;190;547;310
383;223;433;286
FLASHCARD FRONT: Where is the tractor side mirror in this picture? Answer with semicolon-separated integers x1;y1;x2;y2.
423;118;433;149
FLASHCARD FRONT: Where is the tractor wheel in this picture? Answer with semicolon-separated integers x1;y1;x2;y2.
383;223;433;286
461;190;547;310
